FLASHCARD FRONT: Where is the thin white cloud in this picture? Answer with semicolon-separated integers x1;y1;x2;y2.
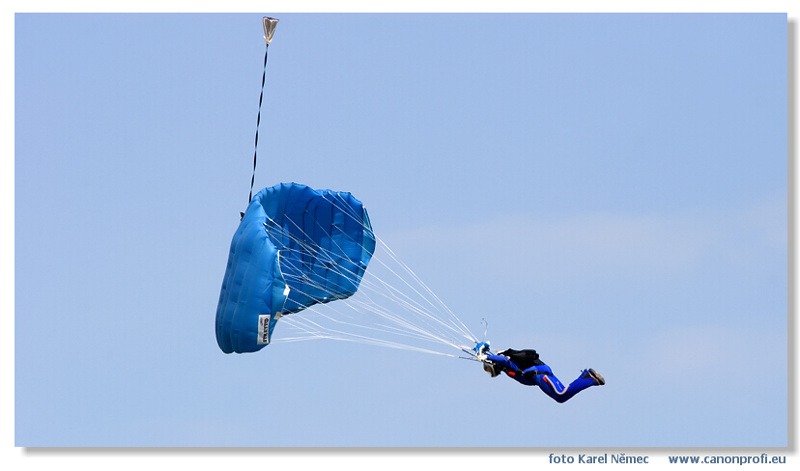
383;195;786;285
637;323;786;384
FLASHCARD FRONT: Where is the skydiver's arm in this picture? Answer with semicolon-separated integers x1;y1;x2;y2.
521;364;553;377
485;354;512;370
521;366;543;376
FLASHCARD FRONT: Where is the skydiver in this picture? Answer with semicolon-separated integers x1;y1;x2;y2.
474;342;605;403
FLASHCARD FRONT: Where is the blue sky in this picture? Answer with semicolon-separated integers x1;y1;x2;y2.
13;12;788;448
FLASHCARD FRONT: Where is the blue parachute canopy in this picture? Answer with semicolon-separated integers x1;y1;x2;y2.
215;182;376;353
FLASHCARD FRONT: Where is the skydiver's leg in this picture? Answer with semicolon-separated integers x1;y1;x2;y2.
533;368;602;403
524;364;569;400
532;368;571;403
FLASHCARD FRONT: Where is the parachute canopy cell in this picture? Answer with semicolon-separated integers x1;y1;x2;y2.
215;182;376;353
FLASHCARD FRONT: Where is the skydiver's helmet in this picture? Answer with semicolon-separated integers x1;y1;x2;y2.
483;361;501;378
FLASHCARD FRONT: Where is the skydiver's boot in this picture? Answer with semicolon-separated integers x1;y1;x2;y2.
582;368;605;386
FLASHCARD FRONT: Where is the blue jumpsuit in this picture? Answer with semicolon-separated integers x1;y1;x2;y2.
485;354;598;403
